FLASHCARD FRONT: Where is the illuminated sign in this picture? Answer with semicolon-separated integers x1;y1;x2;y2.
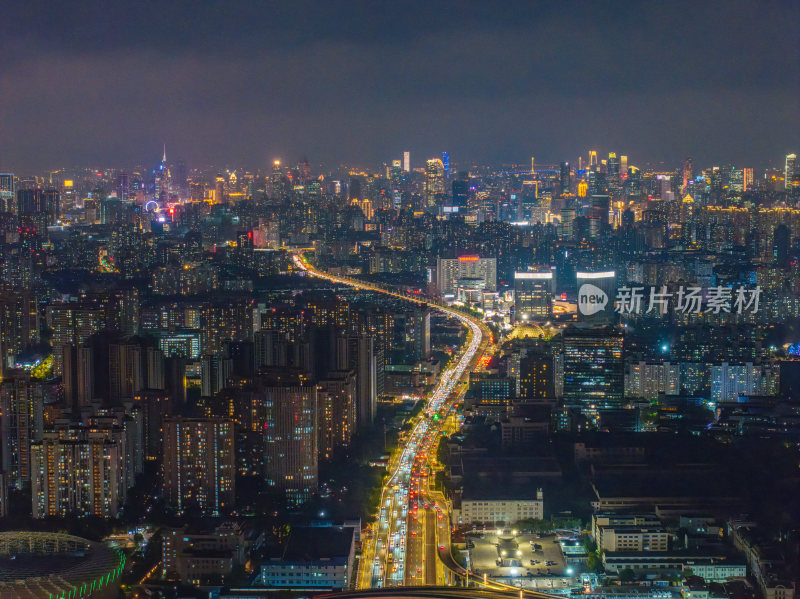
515;272;552;279
63;180;74;188
576;271;615;279
459;255;480;262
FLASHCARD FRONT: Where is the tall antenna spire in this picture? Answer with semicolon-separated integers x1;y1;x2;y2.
162;144;167;163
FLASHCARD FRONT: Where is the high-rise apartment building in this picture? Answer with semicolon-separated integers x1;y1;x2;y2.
0;371;44;488
317;370;357;460
31;426;128;518
0;292;38;370
162;417;235;516
435;256;497;296
259;375;318;506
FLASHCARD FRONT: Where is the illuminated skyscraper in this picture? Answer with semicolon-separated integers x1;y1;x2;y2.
116;172;129;202
162;417;235;516
0;174;15;213
683;157;693;188
424;158;445;209
563;326;624;411
576;270;616;324
559;162;570;196
729;168;744;195
514;271;553;322
743;168;754;191
442;151;450;179
785;154;798;190
403;151;410;172
155;145;169;203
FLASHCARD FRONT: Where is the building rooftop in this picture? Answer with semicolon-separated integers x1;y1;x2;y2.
275;527;354;564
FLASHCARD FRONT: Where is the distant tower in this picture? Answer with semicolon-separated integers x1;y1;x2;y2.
785;154;798;190
559;162;570;196
155;144;169;203
403;151;410;172
743;168;754;192
442;152;450;179
0;173;15;213
116;172;129;202
424;158;445;209
682;157;693;189
589;151;598;168
531;157;535;174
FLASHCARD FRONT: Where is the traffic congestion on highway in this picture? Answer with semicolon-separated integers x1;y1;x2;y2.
292;253;490;588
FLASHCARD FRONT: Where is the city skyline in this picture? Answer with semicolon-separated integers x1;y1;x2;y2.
1;0;799;172
1;1;799;595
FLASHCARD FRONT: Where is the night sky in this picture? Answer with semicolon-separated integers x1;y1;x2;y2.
1;0;798;173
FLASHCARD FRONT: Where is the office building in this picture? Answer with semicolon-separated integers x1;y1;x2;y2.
456;488;544;525
576;270;616;324
559;161;570;195
424;158;445;209
563;326;624;411
519;353;555;399
785;154;797;190
514;271;553;322
0;174;14;213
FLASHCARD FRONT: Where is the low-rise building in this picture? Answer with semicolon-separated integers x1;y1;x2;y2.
728;521;796;599
162;522;246;584
602;550;745;581
259;526;355;590
592;513;663;544
600;527;670;552
456;488;543;525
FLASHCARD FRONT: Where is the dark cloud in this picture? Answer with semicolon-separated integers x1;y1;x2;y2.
1;0;798;173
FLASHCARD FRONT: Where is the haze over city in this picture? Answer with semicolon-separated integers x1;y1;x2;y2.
1;0;799;172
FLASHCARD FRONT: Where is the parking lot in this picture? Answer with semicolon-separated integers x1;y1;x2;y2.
466;532;571;587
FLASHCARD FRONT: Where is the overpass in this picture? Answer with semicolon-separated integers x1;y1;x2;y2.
316;587;565;599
